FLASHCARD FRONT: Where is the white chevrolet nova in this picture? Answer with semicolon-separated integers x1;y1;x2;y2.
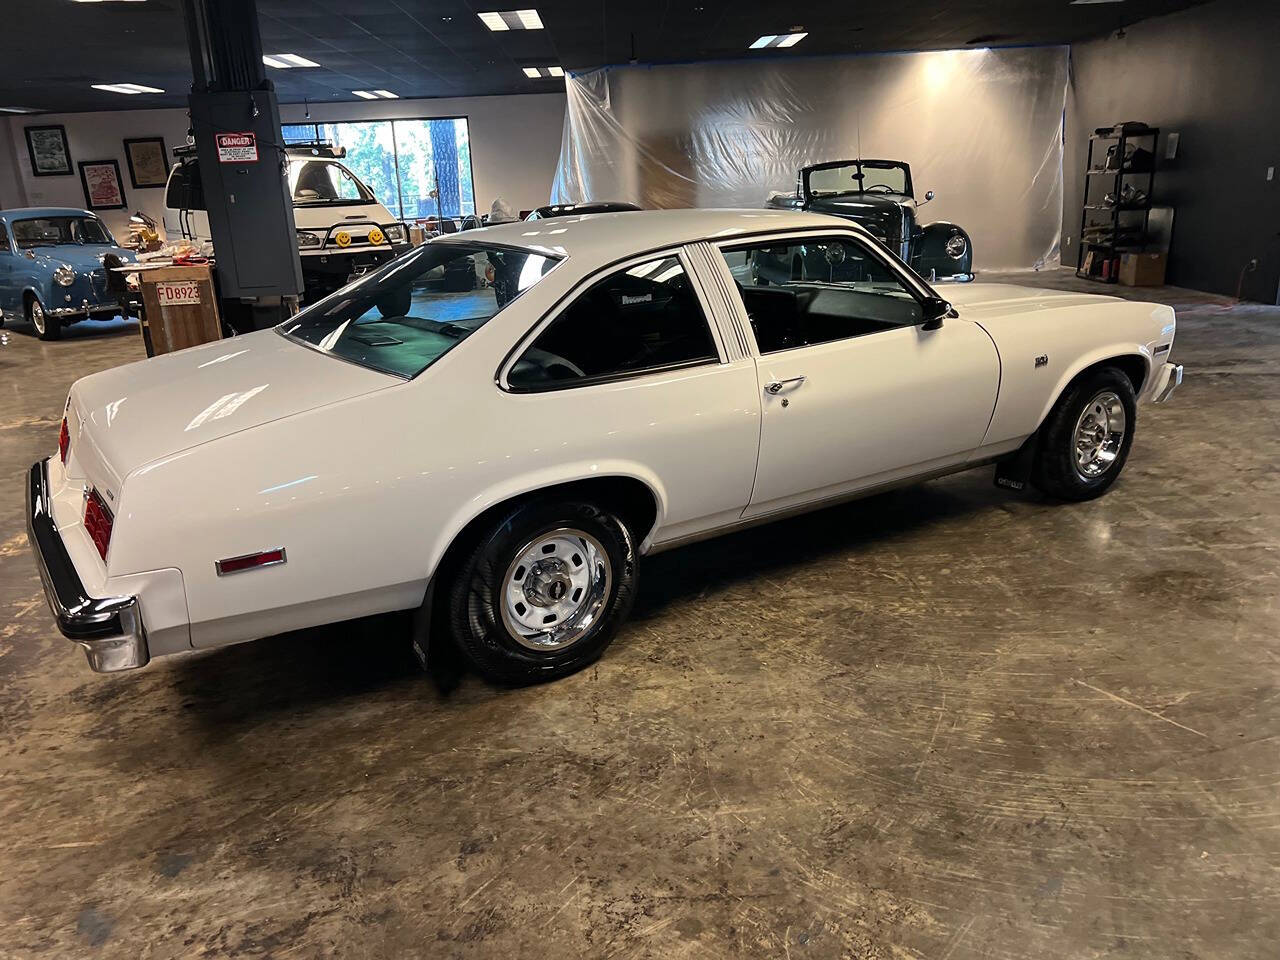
27;210;1181;683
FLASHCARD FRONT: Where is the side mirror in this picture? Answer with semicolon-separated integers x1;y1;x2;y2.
921;296;952;330
921;190;935;205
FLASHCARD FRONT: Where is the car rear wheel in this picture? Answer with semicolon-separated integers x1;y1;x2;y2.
1032;366;1137;501
445;499;637;684
28;297;60;341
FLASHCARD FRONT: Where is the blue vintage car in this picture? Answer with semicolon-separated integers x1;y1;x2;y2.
0;207;137;340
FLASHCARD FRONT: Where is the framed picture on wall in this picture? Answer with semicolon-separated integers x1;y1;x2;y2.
123;137;169;188
78;159;127;210
24;125;73;177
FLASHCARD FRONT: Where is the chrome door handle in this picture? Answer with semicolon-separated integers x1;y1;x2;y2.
765;376;806;394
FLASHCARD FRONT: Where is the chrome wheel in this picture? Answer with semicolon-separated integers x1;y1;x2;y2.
29;299;46;336
1073;391;1127;479
501;527;612;652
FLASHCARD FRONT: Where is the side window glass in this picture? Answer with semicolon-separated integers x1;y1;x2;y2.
0;224;9;253
720;236;923;353
508;255;719;389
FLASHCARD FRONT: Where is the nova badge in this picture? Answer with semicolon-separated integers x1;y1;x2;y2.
1034;355;1049;368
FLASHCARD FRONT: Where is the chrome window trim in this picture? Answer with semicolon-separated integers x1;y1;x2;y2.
709;227;941;358
496;245;728;394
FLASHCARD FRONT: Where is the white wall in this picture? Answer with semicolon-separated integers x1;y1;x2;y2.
0;91;567;239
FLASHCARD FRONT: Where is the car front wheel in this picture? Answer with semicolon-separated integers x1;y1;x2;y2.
29;297;60;341
1032;366;1137;501
445;499;637;684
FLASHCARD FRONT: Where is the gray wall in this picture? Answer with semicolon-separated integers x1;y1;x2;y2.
1064;0;1280;302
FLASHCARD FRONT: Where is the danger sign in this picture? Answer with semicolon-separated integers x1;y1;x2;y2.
216;132;258;163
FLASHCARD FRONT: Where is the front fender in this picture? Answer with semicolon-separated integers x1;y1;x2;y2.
913;221;973;280
1036;345;1152;427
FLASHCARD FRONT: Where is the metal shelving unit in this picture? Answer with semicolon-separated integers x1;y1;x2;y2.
1075;128;1160;283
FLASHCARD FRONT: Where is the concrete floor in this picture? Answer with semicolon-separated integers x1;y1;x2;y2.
0;272;1276;959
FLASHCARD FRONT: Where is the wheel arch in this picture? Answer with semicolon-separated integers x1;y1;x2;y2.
428;466;667;588
1035;348;1151;431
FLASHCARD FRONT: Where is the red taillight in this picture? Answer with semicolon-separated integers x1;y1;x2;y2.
83;489;114;562
58;417;70;464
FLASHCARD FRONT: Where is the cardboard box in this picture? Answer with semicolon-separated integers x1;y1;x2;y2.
1118;251;1167;286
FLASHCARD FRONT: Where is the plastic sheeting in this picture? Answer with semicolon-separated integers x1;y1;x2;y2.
552;47;1069;271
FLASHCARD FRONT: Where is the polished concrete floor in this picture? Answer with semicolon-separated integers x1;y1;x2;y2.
0;273;1276;959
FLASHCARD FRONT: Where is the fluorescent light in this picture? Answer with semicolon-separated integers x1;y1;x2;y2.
0;106;35;113
523;66;564;79
548;65;564;77
749;32;807;49
372;90;398;99
522;67;541;79
92;82;165;94
478;8;543;31
352;90;379;100
264;53;320;68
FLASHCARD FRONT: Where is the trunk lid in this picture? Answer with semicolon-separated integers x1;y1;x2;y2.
68;329;395;493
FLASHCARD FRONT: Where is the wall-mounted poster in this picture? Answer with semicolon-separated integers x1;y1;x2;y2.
123;137;169;188
78;159;127;210
24;125;72;177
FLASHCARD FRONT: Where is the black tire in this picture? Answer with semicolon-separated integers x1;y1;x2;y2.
29;297;61;341
1032;366;1137;501
445;499;637;685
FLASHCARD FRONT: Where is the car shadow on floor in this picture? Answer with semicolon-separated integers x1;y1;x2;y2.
3;315;139;340
158;471;1015;725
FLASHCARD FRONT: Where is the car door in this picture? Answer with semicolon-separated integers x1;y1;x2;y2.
711;231;1000;519
499;247;763;547
0;219;14;316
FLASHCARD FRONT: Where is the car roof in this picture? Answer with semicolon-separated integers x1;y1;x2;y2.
438;208;869;264
0;207;97;220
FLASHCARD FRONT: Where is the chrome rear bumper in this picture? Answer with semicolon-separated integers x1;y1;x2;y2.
25;459;149;672
1152;362;1183;404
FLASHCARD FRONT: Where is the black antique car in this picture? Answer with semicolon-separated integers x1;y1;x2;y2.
765;159;973;281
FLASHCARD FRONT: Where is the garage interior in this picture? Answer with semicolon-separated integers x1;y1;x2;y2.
1;1;1277;957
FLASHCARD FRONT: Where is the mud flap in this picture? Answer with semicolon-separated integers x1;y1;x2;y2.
410;575;435;671
994;433;1039;491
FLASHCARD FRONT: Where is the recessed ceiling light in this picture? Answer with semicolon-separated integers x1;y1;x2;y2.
372;90;398;99
352;90;379;100
749;32;807;49
352;90;399;99
264;53;320;68
479;8;544;31
548;66;564;77
91;82;165;94
523;66;564;79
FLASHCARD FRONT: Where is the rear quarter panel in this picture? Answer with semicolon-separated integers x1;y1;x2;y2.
973;295;1176;447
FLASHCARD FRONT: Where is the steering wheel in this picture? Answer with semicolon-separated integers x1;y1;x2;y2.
864;183;896;193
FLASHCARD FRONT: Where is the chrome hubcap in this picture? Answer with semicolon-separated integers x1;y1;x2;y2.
501;527;612;651
1073;391;1127;478
31;301;45;334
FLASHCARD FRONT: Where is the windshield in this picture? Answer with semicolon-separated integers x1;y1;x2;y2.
807;161;910;198
280;242;561;378
289;158;376;205
12;216;113;249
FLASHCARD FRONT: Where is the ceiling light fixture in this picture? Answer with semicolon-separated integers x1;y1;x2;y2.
352;90;379;99
749;31;807;50
263;53;320;68
352;90;399;100
372;90;398;99
0;106;36;113
91;82;165;94
479;8;544;31
523;66;565;79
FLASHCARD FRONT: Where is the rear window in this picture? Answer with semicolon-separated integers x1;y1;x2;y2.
280;242;560;379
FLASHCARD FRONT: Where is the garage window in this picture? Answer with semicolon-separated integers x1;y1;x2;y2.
507;255;719;391
720;236;923;353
